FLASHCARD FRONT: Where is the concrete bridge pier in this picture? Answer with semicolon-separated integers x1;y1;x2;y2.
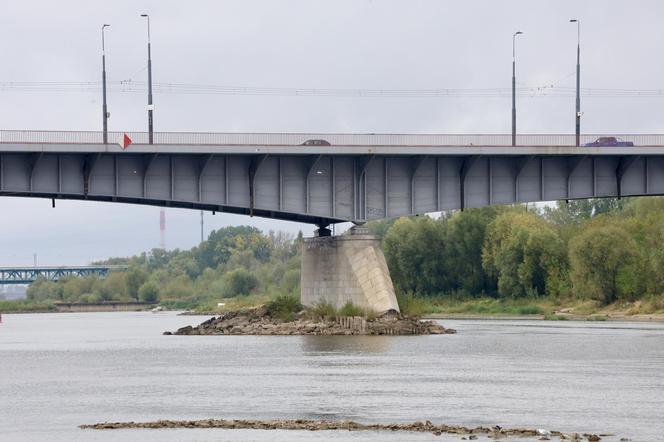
300;226;400;313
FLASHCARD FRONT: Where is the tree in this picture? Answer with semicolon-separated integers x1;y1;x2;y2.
483;211;566;298
569;224;638;304
383;216;449;294
138;281;160;303
221;268;259;297
197;226;266;269
542;198;625;225
446;207;503;295
27;278;62;301
125;267;147;301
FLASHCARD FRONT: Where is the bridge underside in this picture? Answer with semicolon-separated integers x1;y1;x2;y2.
1;150;664;224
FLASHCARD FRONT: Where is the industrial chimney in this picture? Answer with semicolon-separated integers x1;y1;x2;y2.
159;208;166;250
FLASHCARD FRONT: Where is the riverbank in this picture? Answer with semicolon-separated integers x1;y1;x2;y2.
166;306;454;336
424;312;664;322
79;418;607;440
398;295;664;322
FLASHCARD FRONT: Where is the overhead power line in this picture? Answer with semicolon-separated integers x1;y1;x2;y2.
0;80;663;98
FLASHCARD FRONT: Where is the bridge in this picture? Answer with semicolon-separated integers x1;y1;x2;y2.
3;130;664;312
2;130;664;233
0;265;125;285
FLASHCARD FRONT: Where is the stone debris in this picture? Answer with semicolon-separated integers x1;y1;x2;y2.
79;418;608;441
164;307;456;336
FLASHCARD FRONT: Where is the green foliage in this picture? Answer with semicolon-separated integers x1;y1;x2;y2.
363;218;397;238
0;299;57;313
338;302;367;317
266;294;302;322
310;300;337;319
483;211;566;298
27;278;62;301
25;225;301;309
396;292;430;317
543;313;570;321
125;267;147;301
569;224;638;304
446;208;502;295
138;281;160;303
384;216;449;294
20;196;664;315
221;268;259;297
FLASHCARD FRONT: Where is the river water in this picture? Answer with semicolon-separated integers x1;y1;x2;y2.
1;312;663;442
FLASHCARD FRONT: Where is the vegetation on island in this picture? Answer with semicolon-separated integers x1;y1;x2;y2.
3;197;664;318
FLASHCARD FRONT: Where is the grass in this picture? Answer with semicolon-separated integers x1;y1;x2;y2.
305;300;377;321
396;292;431;317
0;299;57;313
543;313;570;321
309;300;338;319
266;294;302;322
409;295;550;317
192;292;272;313
587;315;608;321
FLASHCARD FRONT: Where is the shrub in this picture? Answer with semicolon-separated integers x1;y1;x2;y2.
338;301;367;317
310;300;337;319
221;268;259;297
266;294;302;322
280;268;301;295
138;281;160;303
396;292;430;317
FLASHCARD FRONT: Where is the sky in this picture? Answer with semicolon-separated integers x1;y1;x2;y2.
0;0;663;266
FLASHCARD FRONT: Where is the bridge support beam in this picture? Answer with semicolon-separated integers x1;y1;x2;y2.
300;227;400;313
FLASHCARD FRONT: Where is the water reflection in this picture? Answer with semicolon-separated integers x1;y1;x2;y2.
298;335;394;355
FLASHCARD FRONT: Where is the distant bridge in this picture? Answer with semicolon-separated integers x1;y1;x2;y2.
0;265;126;285
2;130;664;231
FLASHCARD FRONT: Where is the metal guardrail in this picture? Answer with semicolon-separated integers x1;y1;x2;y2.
1;130;664;146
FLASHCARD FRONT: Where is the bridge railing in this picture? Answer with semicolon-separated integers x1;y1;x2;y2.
1;130;664;146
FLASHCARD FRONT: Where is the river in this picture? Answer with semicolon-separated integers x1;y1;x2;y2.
1;312;663;441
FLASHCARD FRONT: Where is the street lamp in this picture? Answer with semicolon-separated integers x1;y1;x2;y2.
141;14;154;144
101;24;110;144
512;31;523;147
570;19;581;146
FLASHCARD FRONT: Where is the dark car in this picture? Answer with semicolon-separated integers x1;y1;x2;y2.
301;139;331;146
583;136;634;147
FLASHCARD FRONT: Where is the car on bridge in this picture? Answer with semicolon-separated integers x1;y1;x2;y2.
301;139;331;146
584;136;634;147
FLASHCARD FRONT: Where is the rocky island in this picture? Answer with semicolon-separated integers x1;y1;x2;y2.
165;306;455;336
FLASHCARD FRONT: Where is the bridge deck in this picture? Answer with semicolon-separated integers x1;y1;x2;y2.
2;131;664;225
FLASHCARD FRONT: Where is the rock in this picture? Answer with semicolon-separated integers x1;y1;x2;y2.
166;307;456;336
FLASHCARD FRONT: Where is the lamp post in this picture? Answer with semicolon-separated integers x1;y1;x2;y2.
141;14;154;144
570;19;581;146
101;24;110;144
512;31;523;147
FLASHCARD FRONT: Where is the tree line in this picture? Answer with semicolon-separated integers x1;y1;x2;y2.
379;198;664;305
27;226;303;309
26;197;664;309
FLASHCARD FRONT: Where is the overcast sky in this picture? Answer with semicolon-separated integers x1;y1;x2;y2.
1;0;663;266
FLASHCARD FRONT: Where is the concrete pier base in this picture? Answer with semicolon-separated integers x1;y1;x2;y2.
300;232;400;313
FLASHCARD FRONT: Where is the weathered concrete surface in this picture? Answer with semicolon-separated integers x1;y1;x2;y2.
300;234;399;313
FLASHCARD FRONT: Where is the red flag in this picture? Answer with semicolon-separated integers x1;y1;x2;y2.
119;133;132;150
